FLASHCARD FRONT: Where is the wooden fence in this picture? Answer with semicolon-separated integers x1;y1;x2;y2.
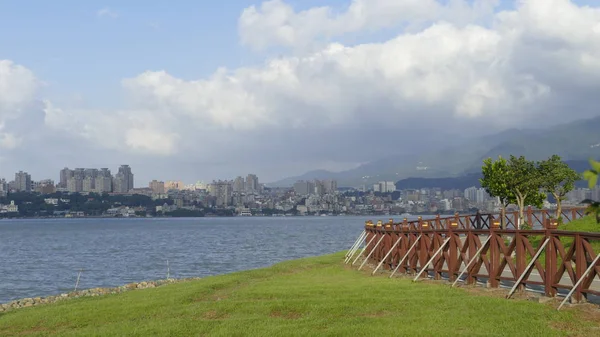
346;207;600;307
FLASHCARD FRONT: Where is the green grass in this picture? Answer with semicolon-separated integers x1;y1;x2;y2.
0;252;598;337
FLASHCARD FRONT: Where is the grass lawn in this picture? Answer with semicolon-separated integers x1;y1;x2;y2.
1;252;599;336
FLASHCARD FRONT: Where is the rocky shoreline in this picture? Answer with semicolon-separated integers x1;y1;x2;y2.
0;277;202;313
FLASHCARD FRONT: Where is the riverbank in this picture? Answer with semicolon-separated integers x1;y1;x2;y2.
1;252;599;336
0;278;198;312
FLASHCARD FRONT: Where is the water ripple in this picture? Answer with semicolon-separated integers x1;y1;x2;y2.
0;216;391;302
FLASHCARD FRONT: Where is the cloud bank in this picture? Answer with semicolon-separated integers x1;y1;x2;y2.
2;0;600;183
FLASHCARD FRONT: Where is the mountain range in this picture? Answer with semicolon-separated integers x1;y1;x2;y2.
269;116;600;188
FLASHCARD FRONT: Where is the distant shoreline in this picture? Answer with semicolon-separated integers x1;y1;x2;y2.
0;212;466;221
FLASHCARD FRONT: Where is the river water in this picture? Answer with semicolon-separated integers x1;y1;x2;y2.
0;216;401;303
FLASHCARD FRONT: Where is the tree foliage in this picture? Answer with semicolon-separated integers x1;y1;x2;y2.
480;156;514;207
505;155;546;227
480;156;514;229
480;155;546;228
538;154;580;219
583;159;600;224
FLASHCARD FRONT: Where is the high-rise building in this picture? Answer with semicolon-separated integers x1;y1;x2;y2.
14;171;32;192
164;181;183;191
118;165;134;191
66;168;85;193
0;178;8;197
59;167;73;188
464;186;490;204
112;165;134;193
322;180;338;194
95;175;112;193
233;176;245;193
209;180;233;206
149;180;165;194
294;180;312;195
83;177;95;192
34;179;56;194
245;174;258;192
82;169;98;191
374;181;395;193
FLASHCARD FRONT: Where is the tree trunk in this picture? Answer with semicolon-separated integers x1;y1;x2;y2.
500;204;506;230
554;193;562;221
517;198;525;230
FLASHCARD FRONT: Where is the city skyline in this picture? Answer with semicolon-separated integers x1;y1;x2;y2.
1;1;600;184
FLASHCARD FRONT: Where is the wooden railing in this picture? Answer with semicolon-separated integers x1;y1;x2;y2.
348;207;600;306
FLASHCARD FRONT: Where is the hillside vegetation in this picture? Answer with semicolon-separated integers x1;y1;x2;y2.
1;252;598;336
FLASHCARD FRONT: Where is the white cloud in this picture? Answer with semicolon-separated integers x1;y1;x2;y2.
238;0;500;51
0;60;38;151
46;1;600;151
97;8;119;19
3;0;600;182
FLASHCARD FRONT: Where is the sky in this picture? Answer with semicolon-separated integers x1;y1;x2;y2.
1;0;600;186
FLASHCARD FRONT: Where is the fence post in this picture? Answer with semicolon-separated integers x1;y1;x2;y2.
399;218;409;274
574;233;585;303
544;218;558;297
489;219;500;288
515;228;526;292
467;228;477;285
541;210;547;228
448;220;458;282
418;218;428;278
383;219;394;268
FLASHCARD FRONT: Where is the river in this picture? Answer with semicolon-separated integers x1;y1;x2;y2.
0;215;406;303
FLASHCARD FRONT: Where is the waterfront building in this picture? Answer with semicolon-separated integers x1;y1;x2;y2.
14;171;32;192
149;180;165;194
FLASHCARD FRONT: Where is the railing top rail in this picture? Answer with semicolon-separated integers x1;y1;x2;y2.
364;206;589;232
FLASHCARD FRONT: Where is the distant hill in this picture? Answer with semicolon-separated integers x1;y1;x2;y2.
270;116;600;187
394;160;592;191
266;170;338;188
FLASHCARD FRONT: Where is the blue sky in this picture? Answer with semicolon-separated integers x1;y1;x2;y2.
0;0;520;108
0;0;361;108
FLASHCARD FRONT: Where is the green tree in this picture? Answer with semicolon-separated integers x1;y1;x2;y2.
538;155;581;220
505;155;546;228
480;156;515;229
583;159;600;224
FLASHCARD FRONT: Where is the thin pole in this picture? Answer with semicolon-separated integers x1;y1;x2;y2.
346;231;366;259
390;235;422;278
507;238;550;299
167;259;170;279
347;230;366;257
557;253;600;310
352;235;377;266
345;232;367;264
74;269;82;292
358;234;386;270
372;236;403;275
413;237;451;282
452;236;491;287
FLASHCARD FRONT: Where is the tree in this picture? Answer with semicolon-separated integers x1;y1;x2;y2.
505;155;546;228
480;156;515;229
583;159;600;224
538;155;580;220
481;156;546;229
